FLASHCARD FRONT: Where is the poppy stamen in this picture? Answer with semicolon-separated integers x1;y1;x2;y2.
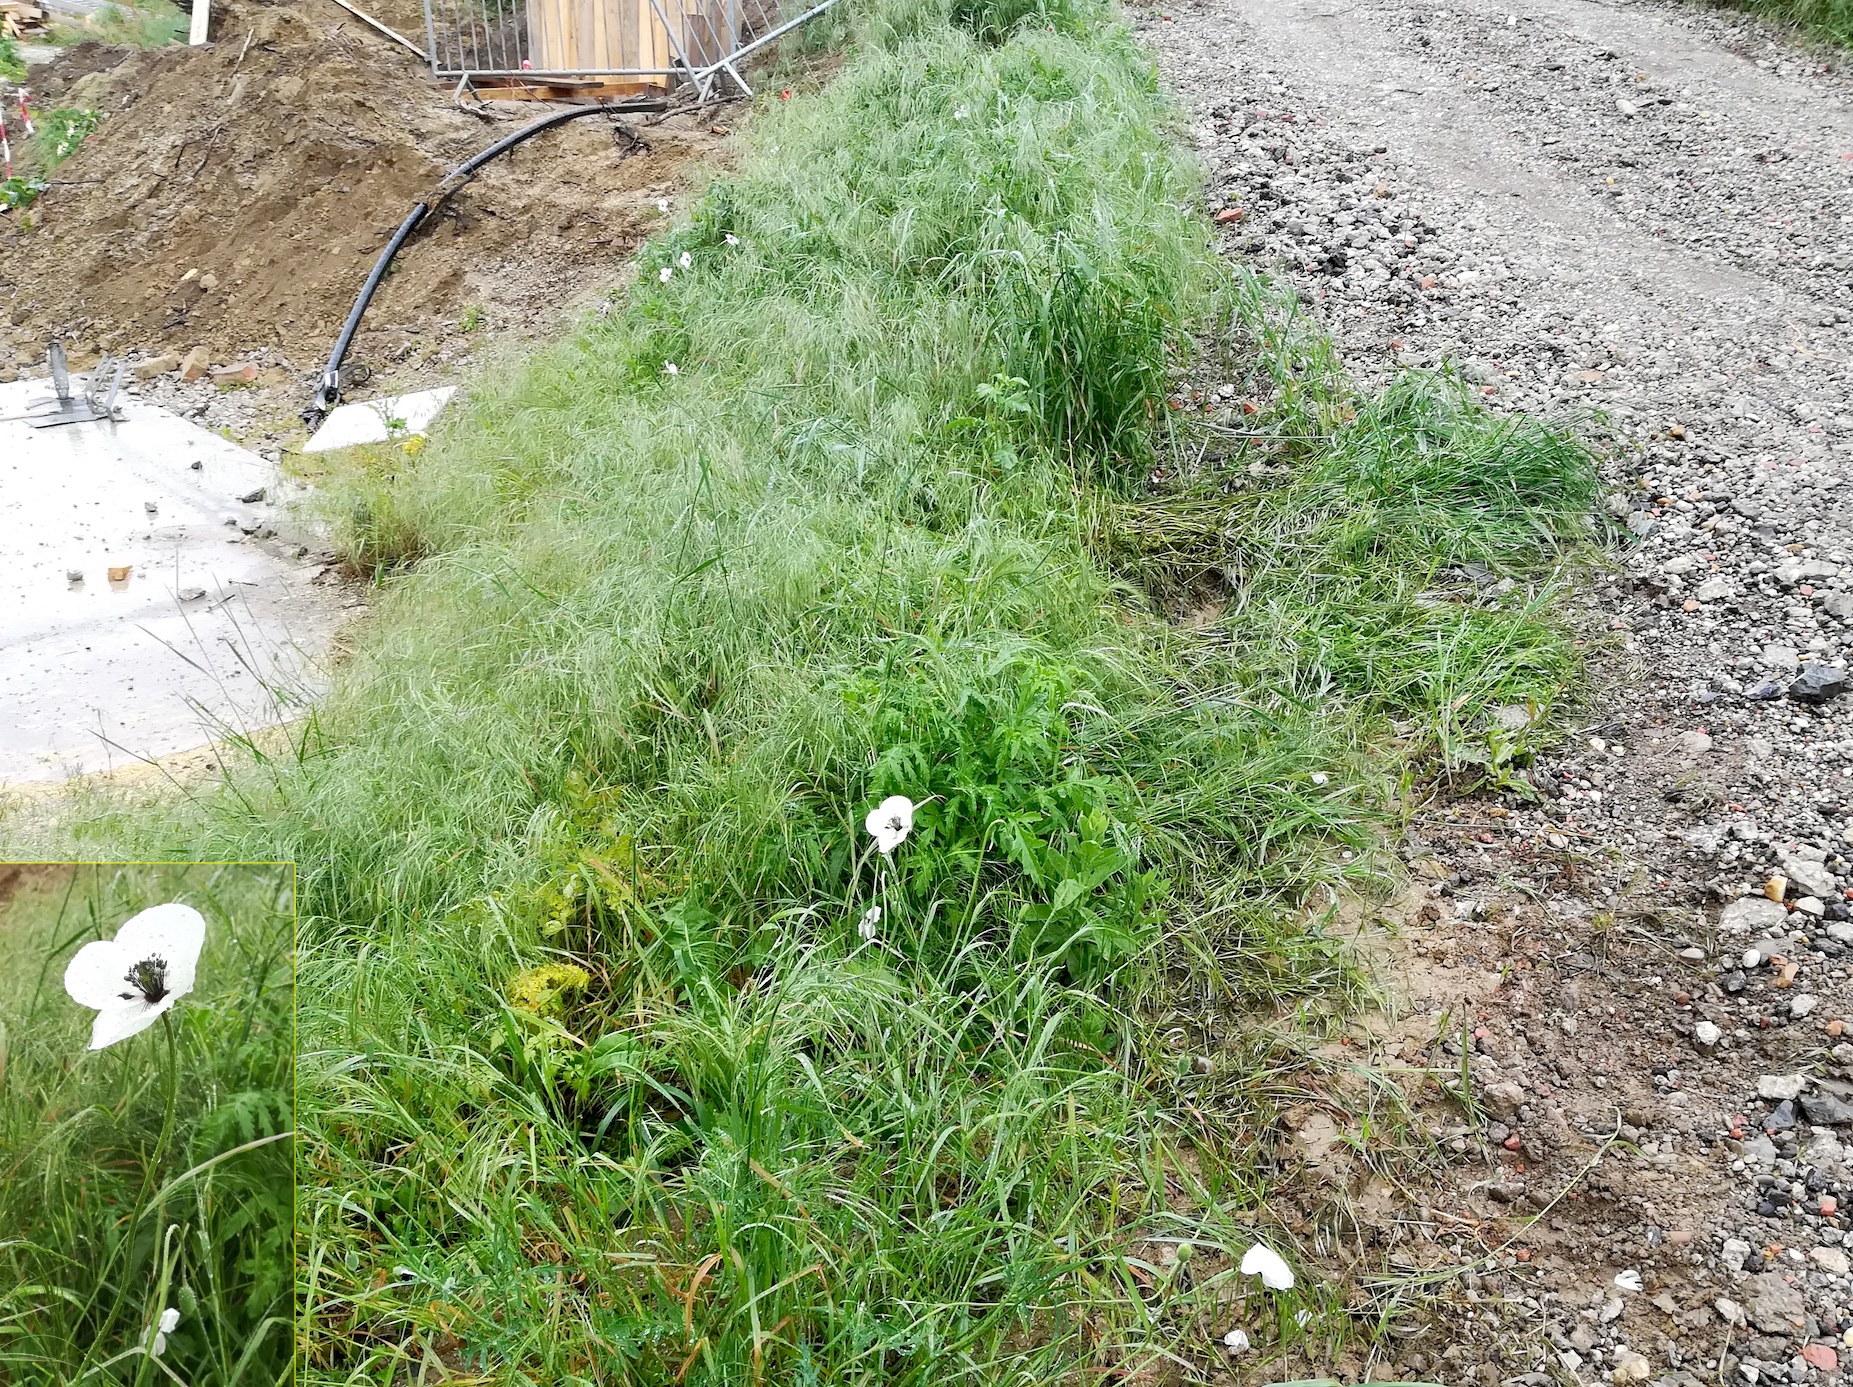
121;955;170;1005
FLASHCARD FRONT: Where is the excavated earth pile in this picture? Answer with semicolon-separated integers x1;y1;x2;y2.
0;0;723;378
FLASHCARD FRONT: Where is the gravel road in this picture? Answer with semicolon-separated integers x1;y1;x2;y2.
1139;0;1853;1380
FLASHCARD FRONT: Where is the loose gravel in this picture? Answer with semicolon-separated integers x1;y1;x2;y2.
1140;0;1853;1379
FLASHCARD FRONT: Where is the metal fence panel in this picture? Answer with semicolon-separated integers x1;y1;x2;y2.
423;0;832;96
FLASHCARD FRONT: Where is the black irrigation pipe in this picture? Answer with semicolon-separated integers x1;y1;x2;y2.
305;97;667;427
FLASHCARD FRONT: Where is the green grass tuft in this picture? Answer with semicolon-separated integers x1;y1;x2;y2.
1703;0;1853;44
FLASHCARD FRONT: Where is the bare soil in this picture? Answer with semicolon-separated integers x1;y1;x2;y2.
1;0;731;403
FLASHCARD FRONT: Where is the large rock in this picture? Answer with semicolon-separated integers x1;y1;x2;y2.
1782;854;1838;900
1776;559;1841;585
1745;1273;1807;1334
1801;1092;1853;1125
1481;1081;1525;1117
1791;664;1848;704
1721;897;1789;934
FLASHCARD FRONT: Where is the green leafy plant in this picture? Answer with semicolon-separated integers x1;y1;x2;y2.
38;106;101;167
1;175;46;211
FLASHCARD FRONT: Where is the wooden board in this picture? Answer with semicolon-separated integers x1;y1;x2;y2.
527;0;664;84
468;74;659;99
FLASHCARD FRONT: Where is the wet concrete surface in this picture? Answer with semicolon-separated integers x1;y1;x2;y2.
0;378;347;782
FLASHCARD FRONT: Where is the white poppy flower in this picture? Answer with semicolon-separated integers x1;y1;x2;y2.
1221;1327;1250;1352
1239;1243;1295;1290
864;796;914;855
664;362;679;376
859;905;881;943
658;266;674;283
678;251;692;269
724;233;740;247
147;1306;180;1356
64;903;205;1051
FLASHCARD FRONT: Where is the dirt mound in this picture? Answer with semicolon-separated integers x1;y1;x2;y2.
0;0;723;373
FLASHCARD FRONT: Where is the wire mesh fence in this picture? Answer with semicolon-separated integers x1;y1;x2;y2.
423;0;834;95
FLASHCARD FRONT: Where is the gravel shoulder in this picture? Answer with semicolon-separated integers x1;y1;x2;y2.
1141;0;1853;1380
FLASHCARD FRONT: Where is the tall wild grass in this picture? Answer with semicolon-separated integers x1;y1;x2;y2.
34;0;1597;1378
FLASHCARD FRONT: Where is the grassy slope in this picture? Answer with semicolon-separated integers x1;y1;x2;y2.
0;864;294;1386
1707;0;1852;44
46;0;1597;1380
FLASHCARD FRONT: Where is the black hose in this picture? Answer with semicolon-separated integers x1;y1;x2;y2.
305;97;667;427
309;201;428;421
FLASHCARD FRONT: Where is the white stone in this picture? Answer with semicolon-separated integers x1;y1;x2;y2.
1782;854;1838;900
1721;897;1789;934
1612;1349;1652;1383
0;379;340;781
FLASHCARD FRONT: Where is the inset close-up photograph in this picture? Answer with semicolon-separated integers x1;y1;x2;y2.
0;862;294;1386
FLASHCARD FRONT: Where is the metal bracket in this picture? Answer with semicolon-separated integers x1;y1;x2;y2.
23;342;126;428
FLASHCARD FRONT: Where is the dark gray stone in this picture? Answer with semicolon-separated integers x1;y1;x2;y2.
1790;664;1848;704
1801;1093;1853;1125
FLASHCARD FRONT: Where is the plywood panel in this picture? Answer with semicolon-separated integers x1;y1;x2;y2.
525;0;673;80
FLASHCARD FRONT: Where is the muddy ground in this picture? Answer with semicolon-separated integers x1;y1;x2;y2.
1140;0;1853;1380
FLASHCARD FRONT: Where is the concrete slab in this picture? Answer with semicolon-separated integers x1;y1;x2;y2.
0;377;349;783
304;387;455;454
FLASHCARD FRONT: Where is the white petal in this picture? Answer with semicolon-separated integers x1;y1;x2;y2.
89;997;172;1050
865;795;915;853
1240;1243;1295;1290
65;939;134;1010
113;903;206;1002
159;1308;180;1333
1222;1328;1250;1351
150;1332;167;1357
